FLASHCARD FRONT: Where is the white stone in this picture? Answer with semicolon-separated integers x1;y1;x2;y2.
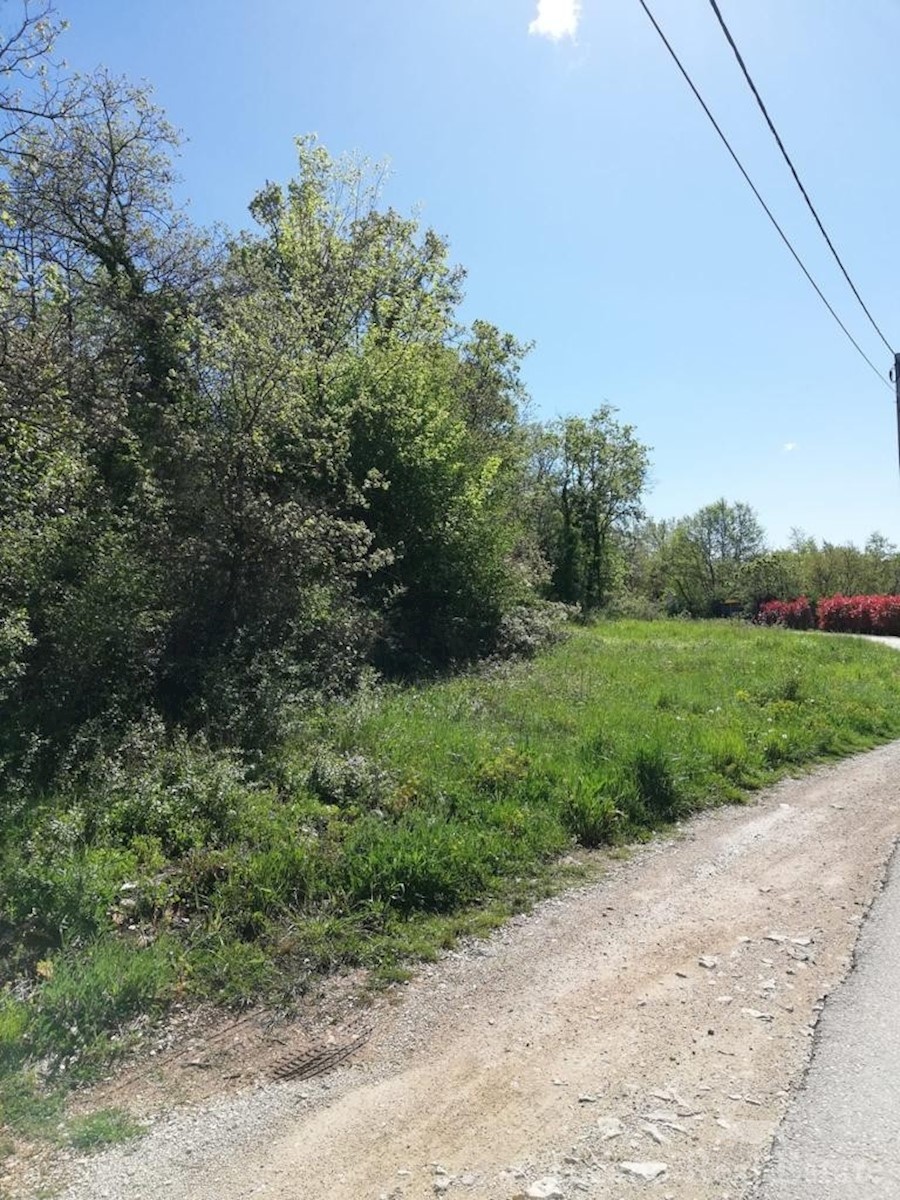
619;1161;668;1181
596;1116;624;1140
742;1007;774;1021
525;1179;564;1199
641;1122;668;1145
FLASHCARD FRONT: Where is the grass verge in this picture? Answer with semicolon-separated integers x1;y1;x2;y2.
2;620;900;1150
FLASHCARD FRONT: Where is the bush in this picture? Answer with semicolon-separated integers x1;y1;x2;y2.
759;593;900;636
307;751;395;811
817;594;900;636
756;597;815;629
96;733;257;856
493;603;572;659
603;591;666;621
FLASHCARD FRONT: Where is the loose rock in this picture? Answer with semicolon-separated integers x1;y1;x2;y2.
641;1122;668;1145
742;1007;774;1021
596;1116;624;1140
619;1161;668;1181
523;1179;564;1199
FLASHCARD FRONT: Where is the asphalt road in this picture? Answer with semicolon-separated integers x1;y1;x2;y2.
757;845;900;1199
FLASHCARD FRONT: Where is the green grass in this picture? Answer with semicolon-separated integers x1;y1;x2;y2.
3;619;900;1150
64;1107;144;1151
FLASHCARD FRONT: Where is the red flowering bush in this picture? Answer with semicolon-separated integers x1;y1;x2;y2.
817;594;900;636
756;597;815;630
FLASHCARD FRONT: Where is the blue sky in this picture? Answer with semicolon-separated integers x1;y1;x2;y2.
57;0;900;548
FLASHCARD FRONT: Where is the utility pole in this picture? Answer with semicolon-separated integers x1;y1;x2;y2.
896;353;900;481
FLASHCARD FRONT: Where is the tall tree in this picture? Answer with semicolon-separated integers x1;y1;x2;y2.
539;407;649;610
654;499;766;615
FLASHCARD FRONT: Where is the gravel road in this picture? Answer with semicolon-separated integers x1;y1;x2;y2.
52;735;900;1200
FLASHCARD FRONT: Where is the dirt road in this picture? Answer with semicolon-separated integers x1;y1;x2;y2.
57;736;900;1200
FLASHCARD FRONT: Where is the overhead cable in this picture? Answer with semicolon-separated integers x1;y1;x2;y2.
636;0;891;389
707;0;893;355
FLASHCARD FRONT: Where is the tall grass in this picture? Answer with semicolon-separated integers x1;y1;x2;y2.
3;620;900;1134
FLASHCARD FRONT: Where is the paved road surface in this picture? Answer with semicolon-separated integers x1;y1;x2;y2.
757;847;900;1199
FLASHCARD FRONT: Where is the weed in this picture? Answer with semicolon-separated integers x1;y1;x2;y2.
0;1071;63;1140
0;993;29;1073
562;777;621;847
700;729;750;780
631;744;682;823
28;935;179;1073
307;751;394;811
188;937;276;1007
371;964;413;987
473;748;533;794
5;620;900;1094
64;1106;143;1151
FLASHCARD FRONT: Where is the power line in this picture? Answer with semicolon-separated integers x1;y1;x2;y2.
706;0;894;356
635;0;892;390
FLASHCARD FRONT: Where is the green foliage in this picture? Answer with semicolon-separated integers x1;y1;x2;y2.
0;994;29;1073
307;750;395;811
0;1071;64;1140
562;779;622;847
776;530;900;602
4;4;900;1146
1;98;544;781
630;743;683;823
64;1107;144;1151
625;511;900;618
493;602;573;659
531;407;650;611
639;499;766;616
187;940;276;1008
3;621;900;1092
29;936;177;1069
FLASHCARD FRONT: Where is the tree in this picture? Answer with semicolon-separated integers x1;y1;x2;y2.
233;138;531;669
538;407;650;610
0;0;69;154
653;499;766;615
778;530;900;600
0;67;213;775
1;113;550;782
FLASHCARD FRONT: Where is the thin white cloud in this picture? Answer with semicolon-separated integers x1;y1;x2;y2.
783;442;797;453
529;0;581;41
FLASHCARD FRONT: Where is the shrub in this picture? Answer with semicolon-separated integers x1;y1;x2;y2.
756;597;815;630
817;594;900;636
96;735;256;855
493;602;572;659
762;592;900;637
307;751;394;811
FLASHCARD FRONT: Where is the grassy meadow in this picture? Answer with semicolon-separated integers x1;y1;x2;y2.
3;619;900;1144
